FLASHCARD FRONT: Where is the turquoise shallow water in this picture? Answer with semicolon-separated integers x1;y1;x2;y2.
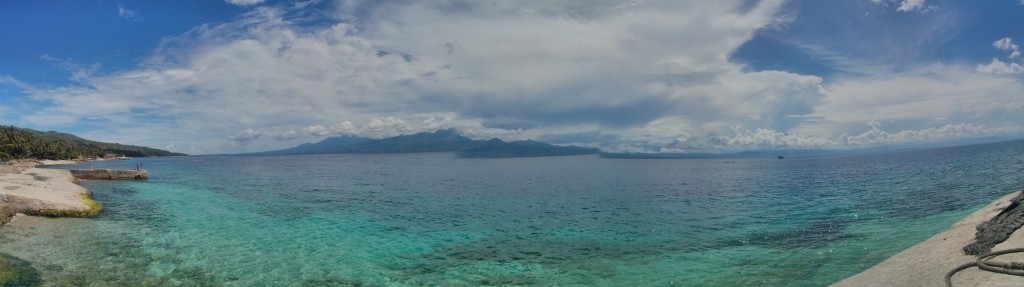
3;140;1024;286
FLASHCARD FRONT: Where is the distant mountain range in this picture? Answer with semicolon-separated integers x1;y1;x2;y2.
247;129;1024;159
250;129;600;158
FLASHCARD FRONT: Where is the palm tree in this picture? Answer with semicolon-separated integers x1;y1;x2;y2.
0;143;14;161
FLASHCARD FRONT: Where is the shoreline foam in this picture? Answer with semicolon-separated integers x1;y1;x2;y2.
833;191;1024;286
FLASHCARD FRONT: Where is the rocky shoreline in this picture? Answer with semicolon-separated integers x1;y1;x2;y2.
0;160;100;226
0;160;106;285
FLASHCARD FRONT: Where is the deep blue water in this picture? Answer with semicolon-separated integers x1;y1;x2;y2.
3;140;1024;286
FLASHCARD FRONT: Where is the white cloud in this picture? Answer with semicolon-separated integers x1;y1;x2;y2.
19;2;819;153
694;120;1022;151
977;58;1024;74
896;0;926;12
993;37;1020;59
994;37;1016;51
230;116;529;146
721;127;839;149
225;0;265;6
117;4;142;21
230;128;263;143
232;122;357;143
293;0;321;9
841;121;1021;146
795;64;1024;146
10;1;1024;154
871;0;931;13
0;75;32;90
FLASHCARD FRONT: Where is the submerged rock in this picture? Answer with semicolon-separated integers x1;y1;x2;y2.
0;204;11;226
0;253;42;287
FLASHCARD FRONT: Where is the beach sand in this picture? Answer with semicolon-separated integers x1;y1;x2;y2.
833;191;1024;287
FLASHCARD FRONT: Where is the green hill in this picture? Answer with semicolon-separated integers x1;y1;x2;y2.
0;125;186;160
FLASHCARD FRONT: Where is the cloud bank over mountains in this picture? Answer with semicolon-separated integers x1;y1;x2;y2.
5;0;1024;154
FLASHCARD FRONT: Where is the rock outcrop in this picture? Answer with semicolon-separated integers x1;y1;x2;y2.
0;168;102;225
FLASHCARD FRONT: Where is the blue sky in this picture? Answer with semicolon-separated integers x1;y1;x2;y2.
2;0;1024;155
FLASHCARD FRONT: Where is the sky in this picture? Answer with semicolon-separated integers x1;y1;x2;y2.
3;0;1024;155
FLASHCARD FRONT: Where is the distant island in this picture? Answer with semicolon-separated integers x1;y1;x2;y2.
248;129;600;158
0;125;186;161
600;149;836;159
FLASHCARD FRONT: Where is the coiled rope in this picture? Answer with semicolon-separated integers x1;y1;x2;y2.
945;247;1024;287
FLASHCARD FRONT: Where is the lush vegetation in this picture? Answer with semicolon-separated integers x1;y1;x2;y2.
0;125;186;161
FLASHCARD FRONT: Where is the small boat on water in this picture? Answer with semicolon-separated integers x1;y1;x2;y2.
777;155;784;159
117;155;132;160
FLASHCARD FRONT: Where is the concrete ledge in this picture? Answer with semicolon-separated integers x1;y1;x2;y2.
833;191;1024;287
68;169;147;180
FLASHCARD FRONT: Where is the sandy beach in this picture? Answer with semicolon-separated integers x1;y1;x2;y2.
833;191;1024;287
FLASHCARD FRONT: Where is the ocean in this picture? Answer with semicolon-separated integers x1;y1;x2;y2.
3;140;1024;286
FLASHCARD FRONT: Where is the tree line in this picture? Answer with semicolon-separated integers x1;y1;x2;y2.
0;125;185;161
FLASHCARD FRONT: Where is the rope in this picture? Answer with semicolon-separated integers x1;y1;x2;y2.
945;247;1024;287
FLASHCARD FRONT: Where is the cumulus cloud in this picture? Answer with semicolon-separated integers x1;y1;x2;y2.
9;1;1024;154
365;1;794;114
19;7;443;152
896;0;927;12
720;127;838;149
993;37;1020;59
234;121;358;143
977;38;1024;74
18;1;825;153
841;121;1021;146
230;128;263;143
977;58;1024;74
795;64;1024;148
